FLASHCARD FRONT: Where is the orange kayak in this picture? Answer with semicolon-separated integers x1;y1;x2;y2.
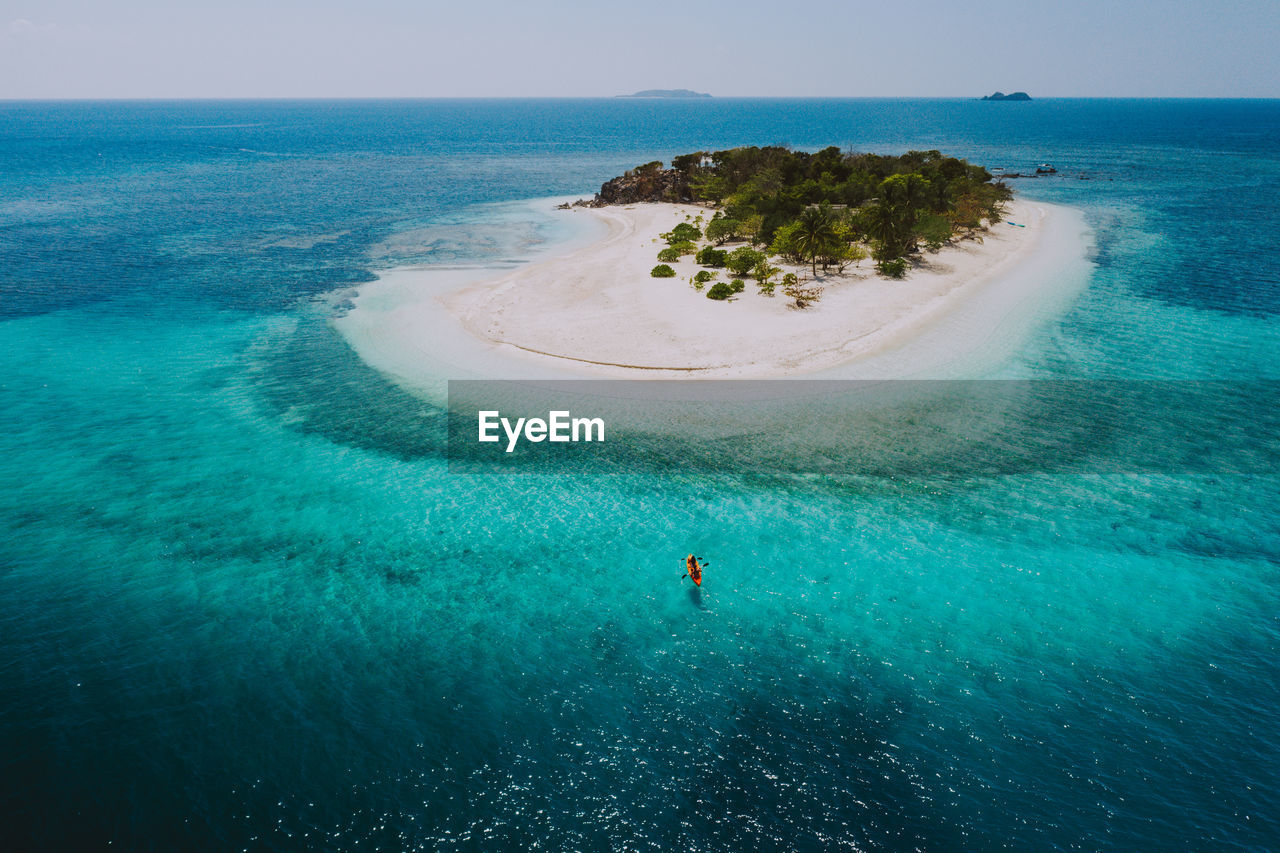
686;554;702;586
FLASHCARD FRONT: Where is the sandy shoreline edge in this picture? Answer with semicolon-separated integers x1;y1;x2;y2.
334;196;1093;392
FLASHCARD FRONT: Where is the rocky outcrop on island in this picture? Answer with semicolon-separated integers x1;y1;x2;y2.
981;91;1032;101
617;89;712;99
590;162;691;206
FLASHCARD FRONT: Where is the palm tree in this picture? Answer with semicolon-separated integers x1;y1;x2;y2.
881;173;931;216
792;203;839;277
862;200;902;257
868;173;932;258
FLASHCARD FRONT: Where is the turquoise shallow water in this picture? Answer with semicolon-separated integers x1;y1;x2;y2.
1;99;1278;850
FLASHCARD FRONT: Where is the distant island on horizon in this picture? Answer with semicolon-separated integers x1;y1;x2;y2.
981;91;1032;101
617;89;712;99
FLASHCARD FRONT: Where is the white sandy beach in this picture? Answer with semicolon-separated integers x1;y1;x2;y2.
334;197;1092;391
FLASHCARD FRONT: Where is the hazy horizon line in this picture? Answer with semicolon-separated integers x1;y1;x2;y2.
3;94;1278;103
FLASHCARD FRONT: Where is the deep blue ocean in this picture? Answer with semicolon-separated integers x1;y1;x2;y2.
1;99;1278;850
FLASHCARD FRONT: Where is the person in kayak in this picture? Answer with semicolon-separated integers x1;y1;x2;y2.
682;554;707;585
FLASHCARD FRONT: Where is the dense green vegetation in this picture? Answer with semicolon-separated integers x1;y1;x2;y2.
647;146;1012;277
632;146;1012;304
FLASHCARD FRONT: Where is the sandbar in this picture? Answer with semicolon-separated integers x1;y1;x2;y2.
334;197;1092;392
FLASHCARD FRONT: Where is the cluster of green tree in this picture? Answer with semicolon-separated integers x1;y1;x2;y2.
663;146;1011;275
655;220;702;263
649;213;805;304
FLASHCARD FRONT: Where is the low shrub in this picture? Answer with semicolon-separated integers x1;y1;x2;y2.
696;246;727;267
877;258;908;279
784;280;824;308
706;282;734;300
694;270;715;283
729;278;745;294
706;217;740;244
726;247;766;277
651;264;677;278
668;222;701;243
656;247;681;263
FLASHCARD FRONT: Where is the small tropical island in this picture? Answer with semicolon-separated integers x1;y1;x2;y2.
981;91;1032;101
339;146;1082;380
617;89;712;99
591;146;1012;303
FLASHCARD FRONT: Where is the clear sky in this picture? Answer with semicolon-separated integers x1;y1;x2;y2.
2;0;1277;99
